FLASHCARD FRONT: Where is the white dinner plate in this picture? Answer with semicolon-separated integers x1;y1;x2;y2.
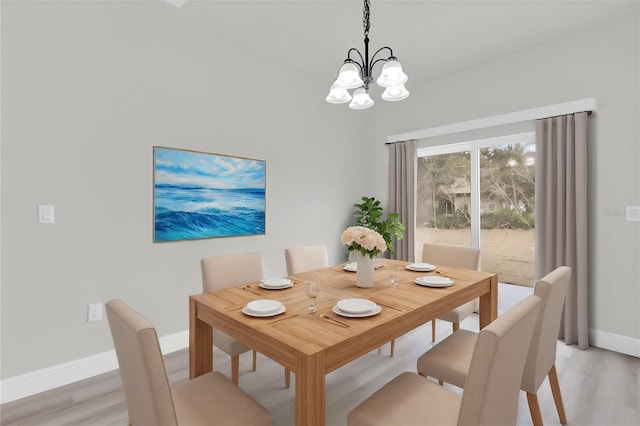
260;277;293;289
343;262;358;272
333;304;382;318
246;299;283;314
343;262;385;272
336;298;377;314
406;263;436;272
259;282;293;290
414;276;454;288
242;305;286;317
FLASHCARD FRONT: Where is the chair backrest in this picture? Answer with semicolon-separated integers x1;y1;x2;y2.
201;252;264;292
521;266;571;393
105;299;178;426
285;245;330;275
457;295;541;426
422;243;480;270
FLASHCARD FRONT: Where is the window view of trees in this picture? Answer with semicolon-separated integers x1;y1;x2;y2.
480;144;535;230
416;142;536;287
417;144;535;230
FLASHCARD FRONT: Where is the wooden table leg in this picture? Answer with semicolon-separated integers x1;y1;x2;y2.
295;351;325;426
189;297;213;379
478;274;499;329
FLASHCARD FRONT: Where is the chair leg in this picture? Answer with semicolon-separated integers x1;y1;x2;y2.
285;368;291;389
438;379;443;386
231;355;240;385
390;339;395;357
526;392;543;426
431;320;436;342
252;350;257;371
548;364;567;424
452;322;459;332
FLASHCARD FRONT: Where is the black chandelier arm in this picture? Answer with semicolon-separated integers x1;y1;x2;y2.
368;46;395;66
346;48;365;67
370;57;392;72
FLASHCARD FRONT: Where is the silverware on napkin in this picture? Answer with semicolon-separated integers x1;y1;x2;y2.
242;285;263;296
318;313;350;328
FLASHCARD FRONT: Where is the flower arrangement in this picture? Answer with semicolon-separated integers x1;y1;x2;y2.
341;225;387;258
353;196;405;255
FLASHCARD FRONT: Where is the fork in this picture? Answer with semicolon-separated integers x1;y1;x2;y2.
242;285;263;296
318;313;350;328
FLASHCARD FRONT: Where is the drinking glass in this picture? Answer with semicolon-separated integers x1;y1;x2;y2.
389;268;402;287
305;281;320;313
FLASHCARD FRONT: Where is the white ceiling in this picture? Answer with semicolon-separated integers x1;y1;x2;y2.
169;1;637;85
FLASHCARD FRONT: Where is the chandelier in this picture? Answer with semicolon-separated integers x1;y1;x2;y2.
326;0;409;110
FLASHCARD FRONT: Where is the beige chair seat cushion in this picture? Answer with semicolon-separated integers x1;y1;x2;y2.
417;329;476;388
213;329;251;356
173;372;270;426
437;300;477;323
348;372;461;426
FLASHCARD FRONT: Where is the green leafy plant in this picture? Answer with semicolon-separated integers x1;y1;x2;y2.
353;196;405;255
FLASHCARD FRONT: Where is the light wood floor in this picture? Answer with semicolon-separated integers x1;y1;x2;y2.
2;284;639;425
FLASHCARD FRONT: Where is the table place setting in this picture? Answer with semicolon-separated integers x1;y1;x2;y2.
332;298;382;318
241;299;286;317
405;262;436;272
342;260;385;272
414;275;454;288
259;277;293;289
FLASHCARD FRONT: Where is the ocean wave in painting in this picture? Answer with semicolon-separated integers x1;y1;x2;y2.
154;184;265;242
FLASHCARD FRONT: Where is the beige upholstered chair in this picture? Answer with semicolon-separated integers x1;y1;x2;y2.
105;299;271;426
202;252;291;388
417;266;571;426
423;243;480;342
285;245;329;275
348;295;541;426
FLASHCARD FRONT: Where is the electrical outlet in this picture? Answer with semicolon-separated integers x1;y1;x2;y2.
88;303;103;322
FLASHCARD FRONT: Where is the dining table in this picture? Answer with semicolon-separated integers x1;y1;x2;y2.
189;258;498;426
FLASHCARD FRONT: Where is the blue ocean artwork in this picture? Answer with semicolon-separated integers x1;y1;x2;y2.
153;147;266;242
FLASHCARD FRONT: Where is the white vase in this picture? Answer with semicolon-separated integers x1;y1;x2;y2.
356;255;375;288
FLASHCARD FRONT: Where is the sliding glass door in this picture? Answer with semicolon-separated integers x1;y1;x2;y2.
416;151;471;261
416;133;536;287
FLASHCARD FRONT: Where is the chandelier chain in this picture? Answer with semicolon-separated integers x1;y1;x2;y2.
362;0;371;38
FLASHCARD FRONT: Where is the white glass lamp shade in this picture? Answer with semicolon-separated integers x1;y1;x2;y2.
381;84;410;101
334;62;364;89
376;60;408;88
349;88;374;110
326;84;352;104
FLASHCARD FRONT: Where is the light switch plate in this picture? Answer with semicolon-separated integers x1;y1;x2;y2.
626;206;640;222
88;303;103;322
38;205;55;224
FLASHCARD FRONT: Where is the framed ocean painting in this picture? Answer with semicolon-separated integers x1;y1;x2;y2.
153;147;266;242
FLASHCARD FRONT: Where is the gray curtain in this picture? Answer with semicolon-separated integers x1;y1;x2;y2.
535;111;589;349
388;140;417;262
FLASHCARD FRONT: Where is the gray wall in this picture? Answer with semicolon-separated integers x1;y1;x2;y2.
2;1;639;381
0;1;372;378
371;12;640;342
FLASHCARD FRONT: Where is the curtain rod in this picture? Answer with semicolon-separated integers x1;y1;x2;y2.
386;97;596;144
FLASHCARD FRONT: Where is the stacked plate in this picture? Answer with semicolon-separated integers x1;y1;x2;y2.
332;298;382;317
406;262;436;272
414;276;454;288
242;299;286;317
343;262;385;272
259;277;293;289
343;262;358;272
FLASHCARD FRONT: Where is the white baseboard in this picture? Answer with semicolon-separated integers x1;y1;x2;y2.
0;330;189;405
589;328;640;358
1;327;637;404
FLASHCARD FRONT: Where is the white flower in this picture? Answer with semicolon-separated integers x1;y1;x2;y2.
341;226;386;258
